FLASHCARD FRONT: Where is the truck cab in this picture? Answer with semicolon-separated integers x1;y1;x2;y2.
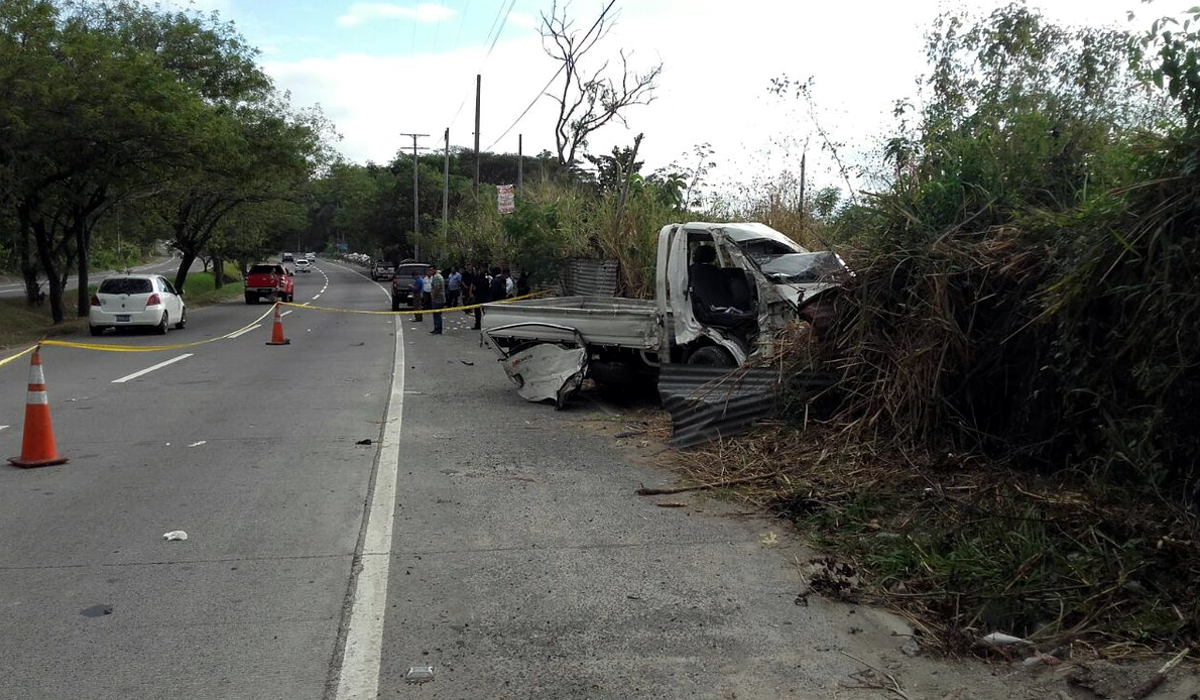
657;222;847;365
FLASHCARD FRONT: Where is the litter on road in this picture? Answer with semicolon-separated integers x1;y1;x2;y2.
404;666;435;684
187;441;206;448
162;530;188;541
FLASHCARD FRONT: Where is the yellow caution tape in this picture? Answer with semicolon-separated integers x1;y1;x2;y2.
278;290;552;316
0;344;38;370
4;289;552;363
39;304;278;353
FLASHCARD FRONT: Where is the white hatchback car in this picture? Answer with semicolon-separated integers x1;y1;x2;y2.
89;274;186;336
294;258;312;272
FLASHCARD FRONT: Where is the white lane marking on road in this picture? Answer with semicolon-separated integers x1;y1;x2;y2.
281;310;293;317
224;324;262;339
0;425;8;433
333;316;404;700
313;294;321;300
112;354;193;384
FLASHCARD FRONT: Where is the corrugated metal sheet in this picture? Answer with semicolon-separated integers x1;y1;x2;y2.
658;365;835;448
558;258;619;297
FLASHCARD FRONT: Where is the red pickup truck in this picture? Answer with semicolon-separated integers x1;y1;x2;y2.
244;263;294;304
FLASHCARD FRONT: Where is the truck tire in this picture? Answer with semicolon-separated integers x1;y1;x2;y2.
391;298;400;311
686;345;735;367
245;292;257;304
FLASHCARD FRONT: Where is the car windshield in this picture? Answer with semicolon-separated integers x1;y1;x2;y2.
758;251;847;283
99;278;152;295
250;264;280;274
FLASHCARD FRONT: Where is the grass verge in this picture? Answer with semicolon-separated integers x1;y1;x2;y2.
658;423;1200;660
0;264;243;350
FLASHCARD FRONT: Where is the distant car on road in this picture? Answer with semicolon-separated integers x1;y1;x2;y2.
391;262;430;311
244;263;294;303
89;274;186;336
305;252;316;261
282;252;294;262
371;260;396;281
294;259;313;273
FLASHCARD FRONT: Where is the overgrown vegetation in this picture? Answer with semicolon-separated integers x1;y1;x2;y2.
708;3;1200;655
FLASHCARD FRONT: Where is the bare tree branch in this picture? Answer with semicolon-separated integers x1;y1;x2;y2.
540;0;661;168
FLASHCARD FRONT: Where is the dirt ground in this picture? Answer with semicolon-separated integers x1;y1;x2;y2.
572;399;1200;700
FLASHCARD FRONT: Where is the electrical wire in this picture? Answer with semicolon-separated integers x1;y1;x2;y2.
485;0;617;152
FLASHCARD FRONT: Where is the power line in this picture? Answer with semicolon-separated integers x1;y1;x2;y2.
486;65;563;151
485;0;617;152
483;0;518;60
446;0;516;130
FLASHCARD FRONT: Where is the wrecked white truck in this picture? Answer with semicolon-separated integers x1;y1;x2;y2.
481;222;849;408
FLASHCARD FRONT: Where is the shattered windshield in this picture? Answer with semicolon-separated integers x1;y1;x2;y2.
758;252;847;283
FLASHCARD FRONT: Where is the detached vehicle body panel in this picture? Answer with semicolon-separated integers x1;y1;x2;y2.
244;263;294;304
482;222;849;406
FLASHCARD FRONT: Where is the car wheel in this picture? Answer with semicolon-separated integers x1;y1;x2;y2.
392;299;400;311
686;345;736;367
175;308;187;330
89;325;104;337
156;312;169;335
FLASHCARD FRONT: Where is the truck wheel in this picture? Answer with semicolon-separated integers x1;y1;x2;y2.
245;293;257;304
391;298;400;311
687;345;735;367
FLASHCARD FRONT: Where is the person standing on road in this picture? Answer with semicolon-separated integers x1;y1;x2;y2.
421;268;433;320
429;265;446;335
489;267;506;305
468;264;489;330
411;271;425;322
446;266;462;310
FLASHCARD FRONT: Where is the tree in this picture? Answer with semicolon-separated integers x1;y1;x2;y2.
1;0;217;321
584;144;643;193
540;0;662;167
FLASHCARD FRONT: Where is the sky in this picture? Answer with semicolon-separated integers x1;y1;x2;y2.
182;0;1164;198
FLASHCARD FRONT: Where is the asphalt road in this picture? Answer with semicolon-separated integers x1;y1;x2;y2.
0;254;187;298
0;261;1058;699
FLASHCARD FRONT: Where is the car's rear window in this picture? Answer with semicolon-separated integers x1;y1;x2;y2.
250;264;280;274
99;278;152;295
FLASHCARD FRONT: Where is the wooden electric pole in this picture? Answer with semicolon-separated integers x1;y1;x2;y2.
442;128;450;246
473;74;481;198
400;132;428;259
518;134;523;192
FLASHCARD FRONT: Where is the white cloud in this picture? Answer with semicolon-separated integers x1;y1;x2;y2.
336;2;456;28
507;11;540;30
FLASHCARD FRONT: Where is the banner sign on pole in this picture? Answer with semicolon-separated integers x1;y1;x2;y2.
497;184;515;215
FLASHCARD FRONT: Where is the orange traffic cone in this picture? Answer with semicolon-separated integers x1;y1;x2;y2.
266;303;290;346
9;348;68;468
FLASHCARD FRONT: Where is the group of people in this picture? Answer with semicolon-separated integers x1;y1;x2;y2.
408;264;528;334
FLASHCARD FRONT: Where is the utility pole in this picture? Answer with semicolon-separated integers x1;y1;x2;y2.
473;74;481;198
799;148;807;224
518;134;523;192
400;132;428;259
442;128;450;247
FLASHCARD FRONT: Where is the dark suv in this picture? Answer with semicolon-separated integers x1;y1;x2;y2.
390;262;430;311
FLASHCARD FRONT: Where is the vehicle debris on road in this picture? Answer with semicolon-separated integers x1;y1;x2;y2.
162;530;188;541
